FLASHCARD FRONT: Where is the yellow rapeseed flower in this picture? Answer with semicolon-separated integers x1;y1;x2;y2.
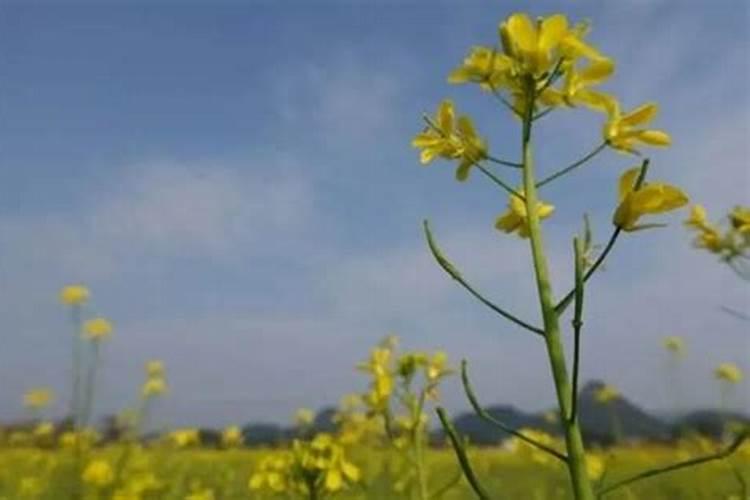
294;408;315;428
500;13;570;77
82;317;113;341
613;167;688;231
23;388;54;409
586;454;606;481
142;377;168;398
412;100;487;181
145;360;165;378
715;363;743;384
59;284;90;306
448;45;513;89
495;191;555;238
170;428;200;448
604;102;671;154
730;206;750;235
82;459;114;487
684;205;709;230
663;336;685;356
221;425;243;448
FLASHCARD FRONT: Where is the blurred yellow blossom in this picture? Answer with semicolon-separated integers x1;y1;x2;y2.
145;360;165;378
82;459;114;487
82;317;113;341
59;284;90;306
221;425;243;448
294;408;315;428
729;206;750;234
142;377;168;398
170;428;200;448
663;336;686;356
714;363;743;384
23;388;53;409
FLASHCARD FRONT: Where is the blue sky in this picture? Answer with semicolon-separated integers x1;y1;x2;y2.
0;0;748;427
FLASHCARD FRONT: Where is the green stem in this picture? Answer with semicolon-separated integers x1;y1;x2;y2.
608;404;623;445
597;431;748;497
81;341;101;427
70;305;83;428
424;220;544;336
461;360;567;462
413;389;429;500
568;238;585;424
556;228;621;315
520;78;595;500
435;407;491;500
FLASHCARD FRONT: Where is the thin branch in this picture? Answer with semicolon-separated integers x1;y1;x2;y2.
538;58;565;95
567;237;585;424
532;107;555;122
475;163;525;200
720;305;750;322
556;159;650;315
556;227;621;315
486;81;523;118
485;154;523;169
536;142;608;189
461;360;568;462
423;221;545;336
429;470;463;499
597;430;749;497
436;407;492;500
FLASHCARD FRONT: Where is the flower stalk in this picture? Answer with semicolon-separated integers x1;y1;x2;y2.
518;77;595;500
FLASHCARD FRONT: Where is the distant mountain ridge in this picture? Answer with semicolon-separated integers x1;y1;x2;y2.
224;380;747;447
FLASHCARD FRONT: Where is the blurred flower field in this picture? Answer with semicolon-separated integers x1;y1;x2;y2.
1;441;748;499
2;6;749;500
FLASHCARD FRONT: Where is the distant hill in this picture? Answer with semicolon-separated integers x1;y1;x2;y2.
674;410;750;439
229;380;747;447
435;380;731;446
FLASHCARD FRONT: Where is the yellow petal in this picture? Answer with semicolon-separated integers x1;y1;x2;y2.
617;167;640;202
411;133;440;148
505;13;537;53
560;34;600;60
495;211;522;233
341;461;361;482
447;67;471;84
637;130;671;146
621;103;658;127
576;90;616;113
419;148;438;165
579;58;614;85
438;100;455;132
538;202;555;219
538;14;569;52
325;469;343;491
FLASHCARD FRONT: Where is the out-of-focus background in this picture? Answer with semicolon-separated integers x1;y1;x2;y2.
0;0;747;428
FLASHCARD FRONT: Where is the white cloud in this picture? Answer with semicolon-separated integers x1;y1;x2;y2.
271;54;403;143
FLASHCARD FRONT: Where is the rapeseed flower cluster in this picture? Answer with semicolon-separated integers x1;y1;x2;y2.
413;12;686;242
248;432;361;496
685;205;750;277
